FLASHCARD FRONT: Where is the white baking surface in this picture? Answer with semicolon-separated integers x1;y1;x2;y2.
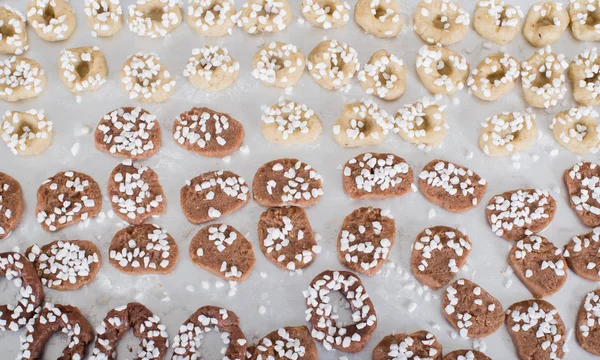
0;0;597;359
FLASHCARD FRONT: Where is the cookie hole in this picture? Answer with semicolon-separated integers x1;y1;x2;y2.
0;24;15;37
115;329;141;357
43;5;56;25
433;15;449;30
436;60;453;76
0;276;20;310
14;121;34;137
586;11;600;26
195;330;229;358
374;6;387;18
533;72;551;87
147;7;165;22
39;332;72;359
486;70;506;83
328;291;354;326
536;17;554;28
268;56;284;71
75;61;91;79
315;0;335;14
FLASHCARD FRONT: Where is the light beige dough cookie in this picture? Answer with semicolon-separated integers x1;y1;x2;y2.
415;0;470;45
523;1;569;47
521;46;568;109
0;5;28;55
416;45;469;95
59;46;108;93
252;42;305;88
301;0;350;29
261;98;322;145
184;46;239;91
552;107;600;154
120;52;176;103
570;48;600;106
358;49;406;101
128;0;183;38
26;0;76;41
0;57;46;102
479;111;537;157
333;101;392;147
235;0;292;34
473;0;523;44
307;39;359;91
468;52;520;101
188;0;235;36
354;0;403;38
570;0;600;41
84;0;123;37
1;109;52;156
394;98;447;149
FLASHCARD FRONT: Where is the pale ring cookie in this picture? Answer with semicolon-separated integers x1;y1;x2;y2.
333;100;391;147
416;45;469;95
1;109;52;156
415;0;470;45
394;98;447;149
569;0;600;41
307;39;359;91
354;0;403;38
120;52;176;103
0;57;46;102
468;52;520;101
301;0;350;29
0;5;28;55
128;0;183;38
236;0;292;34
521;46;568;109
188;0;235;36
570;48;600;106
523;1;569;47
183;46;239;91
252;42;306;88
261;98;323;144
479;111;537;157
552;107;600;154
26;0;76;42
84;0;123;37
473;0;523;44
358;49;406;101
59;46;108;93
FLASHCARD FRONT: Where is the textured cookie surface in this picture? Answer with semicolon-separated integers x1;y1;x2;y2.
565;161;600;226
0;172;22;239
564;228;600;281
249;326;317;360
443;349;491;360
577;289;600;356
372;331;442;360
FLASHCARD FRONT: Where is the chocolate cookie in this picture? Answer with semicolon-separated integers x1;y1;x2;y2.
249;326;317;360
36;170;102;232
19;303;94;360
419;159;487;212
0;172;23;239
338;207;395;275
91;302;169;359
0;252;44;331
577;289;600;356
565;161;600;226
107;159;166;224
564;228;600;280
304;270;377;353
506;300;566;360
257;206;319;271
181;170;250;224
172;306;247;360
94;107;161;159
342;152;413;200
109;224;178;274
443;278;505;338
173;107;245;157
372;331;442;360
486;188;556;241
443;350;491;360
411;226;471;290
25;240;101;290
508;235;567;298
189;223;256;281
253;158;323;208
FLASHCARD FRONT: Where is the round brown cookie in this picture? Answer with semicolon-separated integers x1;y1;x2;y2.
257;206;319;272
172;306;247;360
253;158;324;208
338;207;395;276
506;300;566;360
411;226;471;290
565;161;600;227
189;223;256;281
442;278;505;338
107;159;166;224
564;228;600;281
486;188;556;241
25;240;101;290
508;235;567;298
173;107;245;158
443;349;491;360
36;170;103;232
0;252;44;332
181;170;250;224
0;172;23;239
342;152;413;200
250;326;317;360
577;289;600;356
94;107;161;160
419;159;487;212
109;224;178;275
19;303;94;360
304;270;377;353
91;302;169;359
372;330;442;360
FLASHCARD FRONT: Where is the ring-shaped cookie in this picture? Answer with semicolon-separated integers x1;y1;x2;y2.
570;48;600;106
120;52;176;103
416;45;469;95
307;39;360;91
333;101;391;147
84;0;123;37
570;0;600;41
354;0;403;38
552;107;600;154
0;173;23;240
236;0;292;34
468;52;520;101
394;98;447;149
188;0;235;36
1;109;53;156
0;56;46;102
479;111;537;157
301;0;350;29
261;98;323;144
473;0;523;44
0;5;28;55
521;46;568;109
415;0;470;45
252;42;306;88
358;49;406;101
184;46;239;91
523;1;569;47
59;46;108;93
26;0;76;42
128;0;183;38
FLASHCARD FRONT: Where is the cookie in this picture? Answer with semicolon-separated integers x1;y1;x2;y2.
506;300;566;360
343;152;413;200
411;226;471;290
253;158;323;208
120;52;176;103
58;46;108;93
307;39;359;91
0;5;28;55
332;101;391;147
301;0;350;29
577;289;600;356
521;46;568;109
36;170;102;232
570;0;600;41
107;159;166;224
109;224;178;274
565;161;600;227
252;42;305;88
127;0;183;37
235;0;292;34
443;278;505;338
473;0;522;45
190;223;256;281
249;326;318;360
184;46;239;91
173;107;245;158
552;106;600;154
84;0;123;37
443;349;491;360
372;331;442;360
486;188;556;241
25;240;101;291
0;172;23;239
257;206;319;271
359;49;406;101
26;0;76;42
304;270;377;353
570;48;600;106
187;0;235;36
394;98;447;149
523;2;569;47
478;111;537;157
180;170;249;224
1;109;53;156
419;160;487;212
0;56;46;102
416;45;469;95
564;228;600;281
468;52;520;101
338;207;395;276
354;0;403;38
414;0;470;45
260;99;323;145
508;235;567;298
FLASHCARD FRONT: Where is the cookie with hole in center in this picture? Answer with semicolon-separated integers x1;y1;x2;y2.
576;289;600;356
565;161;600;227
564;228;600;281
249;325;317;360
443;349;491;360
372;330;443;360
0;172;23;239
